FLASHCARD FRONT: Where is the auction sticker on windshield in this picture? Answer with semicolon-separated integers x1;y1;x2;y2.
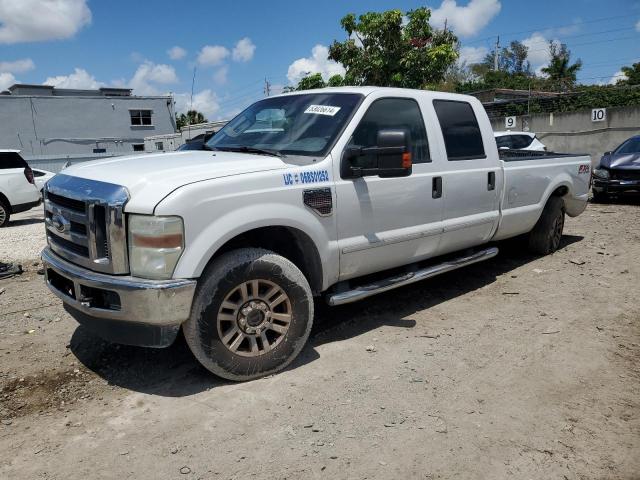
304;105;341;116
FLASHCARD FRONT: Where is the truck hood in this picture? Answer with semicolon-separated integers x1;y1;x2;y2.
62;151;287;212
599;152;640;170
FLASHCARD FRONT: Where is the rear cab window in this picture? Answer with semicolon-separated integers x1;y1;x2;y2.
433;100;486;161
0;152;28;170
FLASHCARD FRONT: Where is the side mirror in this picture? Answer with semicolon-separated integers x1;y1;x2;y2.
603;151;611;157
342;129;412;179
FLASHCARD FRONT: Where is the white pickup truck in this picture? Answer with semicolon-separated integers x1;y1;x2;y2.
42;87;591;380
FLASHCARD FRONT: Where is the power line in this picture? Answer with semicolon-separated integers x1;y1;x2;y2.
464;13;633;46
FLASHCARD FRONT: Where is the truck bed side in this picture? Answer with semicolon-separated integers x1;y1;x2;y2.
493;151;591;241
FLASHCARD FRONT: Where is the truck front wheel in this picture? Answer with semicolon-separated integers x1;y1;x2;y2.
527;196;565;255
183;248;314;381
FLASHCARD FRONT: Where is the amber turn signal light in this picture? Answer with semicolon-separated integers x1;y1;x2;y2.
402;152;412;169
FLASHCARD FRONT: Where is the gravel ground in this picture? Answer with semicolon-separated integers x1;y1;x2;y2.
0;200;639;479
0;209;46;264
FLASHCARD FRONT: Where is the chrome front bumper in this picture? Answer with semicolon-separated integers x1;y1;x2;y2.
42;247;196;346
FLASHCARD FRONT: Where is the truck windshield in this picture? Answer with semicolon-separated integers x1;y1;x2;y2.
206;93;362;157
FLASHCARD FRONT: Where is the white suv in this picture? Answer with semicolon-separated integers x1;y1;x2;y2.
0;150;41;227
494;131;546;151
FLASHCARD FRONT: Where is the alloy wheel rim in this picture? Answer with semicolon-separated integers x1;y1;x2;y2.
0;205;5;225
216;279;292;357
551;213;564;249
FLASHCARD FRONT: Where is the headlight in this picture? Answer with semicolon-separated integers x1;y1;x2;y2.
592;168;609;179
128;215;184;280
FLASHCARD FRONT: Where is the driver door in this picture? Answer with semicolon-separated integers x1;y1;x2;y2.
333;96;444;281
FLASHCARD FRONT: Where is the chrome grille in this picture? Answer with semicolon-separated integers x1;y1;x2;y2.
44;174;129;274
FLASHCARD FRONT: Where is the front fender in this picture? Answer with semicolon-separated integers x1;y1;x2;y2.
154;171;338;289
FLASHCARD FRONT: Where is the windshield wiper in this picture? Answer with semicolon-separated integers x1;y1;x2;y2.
214;146;285;158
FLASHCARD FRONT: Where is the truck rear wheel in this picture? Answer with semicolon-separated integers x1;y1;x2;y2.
0;199;10;228
527;196;565;255
183;248;314;381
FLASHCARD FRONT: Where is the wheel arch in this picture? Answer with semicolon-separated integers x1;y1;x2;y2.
187;225;325;295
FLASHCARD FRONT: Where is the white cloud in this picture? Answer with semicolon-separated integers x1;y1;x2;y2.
430;0;501;37
458;46;488;65
213;65;228;85
521;32;560;72
197;45;230;66
287;44;346;84
0;72;17;90
44;68;103;89
167;46;187;60
636;19;640;32
0;0;91;44
232;37;256;62
0;58;34;73
174;89;221;119
128;61;178;95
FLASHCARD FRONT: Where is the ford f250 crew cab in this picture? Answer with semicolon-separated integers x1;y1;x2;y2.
42;87;591;381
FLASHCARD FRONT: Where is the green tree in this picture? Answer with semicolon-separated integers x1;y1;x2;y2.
617;62;640;86
472;40;531;77
176;110;207;130
295;73;327;91
541;42;582;91
327;7;458;89
288;73;345;92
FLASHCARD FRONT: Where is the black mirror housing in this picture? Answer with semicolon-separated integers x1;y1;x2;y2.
342;129;412;179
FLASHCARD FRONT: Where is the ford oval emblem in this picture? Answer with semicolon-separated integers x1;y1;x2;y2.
51;214;69;233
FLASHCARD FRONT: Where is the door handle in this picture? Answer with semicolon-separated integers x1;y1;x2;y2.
488;171;496;191
432;176;442;199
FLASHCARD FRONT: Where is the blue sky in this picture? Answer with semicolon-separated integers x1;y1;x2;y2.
1;0;639;119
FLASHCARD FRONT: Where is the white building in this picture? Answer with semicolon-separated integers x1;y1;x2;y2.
144;120;228;152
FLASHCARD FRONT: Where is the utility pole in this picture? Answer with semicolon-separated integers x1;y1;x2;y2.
443;18;447;33
264;77;271;97
493;36;500;71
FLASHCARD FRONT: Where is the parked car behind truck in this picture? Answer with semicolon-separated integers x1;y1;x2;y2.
41;87;591;381
592;135;640;202
0;150;41;227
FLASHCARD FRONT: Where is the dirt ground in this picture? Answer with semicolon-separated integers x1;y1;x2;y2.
1;201;639;480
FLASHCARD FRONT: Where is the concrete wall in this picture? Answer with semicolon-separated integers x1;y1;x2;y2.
490;105;640;165
0;94;176;157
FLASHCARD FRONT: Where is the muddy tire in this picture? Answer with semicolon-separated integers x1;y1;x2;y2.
527;196;565;255
183;248;313;381
0;198;10;228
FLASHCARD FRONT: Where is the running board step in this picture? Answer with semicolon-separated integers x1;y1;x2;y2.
327;247;499;306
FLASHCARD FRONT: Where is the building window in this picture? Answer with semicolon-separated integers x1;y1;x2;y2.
155;141;164;151
130;109;153;126
133;144;145;152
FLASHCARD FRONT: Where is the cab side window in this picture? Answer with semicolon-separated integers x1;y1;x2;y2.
433;100;486;161
347;98;430;168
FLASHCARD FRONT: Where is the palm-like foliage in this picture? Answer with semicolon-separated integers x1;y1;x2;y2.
618;62;640;86
541;42;582;92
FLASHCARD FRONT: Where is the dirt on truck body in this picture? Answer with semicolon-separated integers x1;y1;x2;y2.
1;202;639;479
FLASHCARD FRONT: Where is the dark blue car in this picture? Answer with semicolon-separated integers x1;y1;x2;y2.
592;135;640;202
